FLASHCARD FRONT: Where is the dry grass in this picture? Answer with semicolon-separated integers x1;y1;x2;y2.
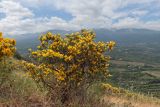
0;58;53;107
103;95;160;107
101;83;160;107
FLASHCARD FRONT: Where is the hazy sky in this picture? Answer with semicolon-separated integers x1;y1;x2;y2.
0;0;160;35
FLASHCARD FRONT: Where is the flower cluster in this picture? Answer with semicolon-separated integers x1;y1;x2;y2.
101;83;120;94
22;61;53;80
107;41;116;50
101;83;140;98
23;29;116;89
0;32;16;60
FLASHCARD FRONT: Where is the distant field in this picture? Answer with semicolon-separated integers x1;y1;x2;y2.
143;71;160;78
111;60;145;66
109;58;160;98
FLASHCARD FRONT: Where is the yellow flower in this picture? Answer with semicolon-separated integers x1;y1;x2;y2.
107;41;116;50
42;36;47;41
0;33;16;59
0;32;2;38
54;70;66;81
64;55;73;61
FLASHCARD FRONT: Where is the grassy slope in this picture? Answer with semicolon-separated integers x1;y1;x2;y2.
0;58;160;107
0;58;51;107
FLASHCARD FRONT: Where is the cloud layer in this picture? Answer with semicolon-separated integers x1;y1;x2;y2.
0;0;160;35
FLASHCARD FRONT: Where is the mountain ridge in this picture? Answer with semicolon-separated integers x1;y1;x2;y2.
15;28;160;54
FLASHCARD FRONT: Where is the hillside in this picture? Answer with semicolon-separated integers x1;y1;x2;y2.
1;29;160;106
14;28;160;99
1;0;160;106
0;58;160;107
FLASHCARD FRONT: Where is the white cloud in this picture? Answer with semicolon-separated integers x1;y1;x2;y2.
112;17;160;31
0;0;34;35
0;0;160;36
0;0;34;18
112;17;142;29
132;10;148;16
0;0;79;36
47;0;160;31
143;21;160;30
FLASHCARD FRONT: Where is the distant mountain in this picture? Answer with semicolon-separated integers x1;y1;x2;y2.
95;28;160;45
15;28;160;55
16;30;72;55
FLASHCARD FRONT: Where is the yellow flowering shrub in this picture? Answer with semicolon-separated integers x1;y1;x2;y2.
22;29;115;103
0;32;16;60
